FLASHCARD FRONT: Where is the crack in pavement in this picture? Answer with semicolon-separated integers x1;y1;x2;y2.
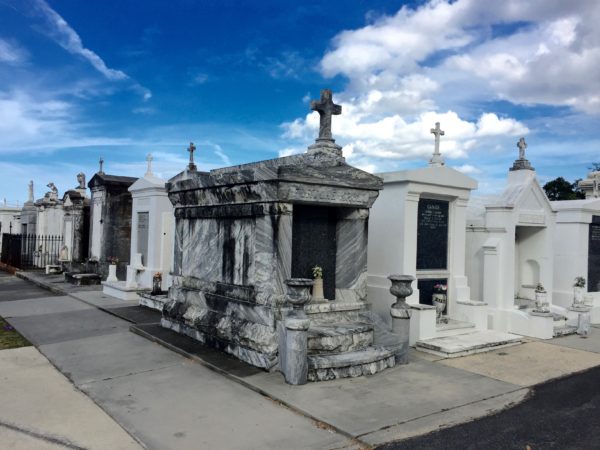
0;420;88;450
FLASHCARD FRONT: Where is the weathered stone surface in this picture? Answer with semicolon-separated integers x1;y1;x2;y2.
308;322;373;354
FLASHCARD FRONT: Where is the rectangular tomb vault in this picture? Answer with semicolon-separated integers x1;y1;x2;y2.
161;94;390;376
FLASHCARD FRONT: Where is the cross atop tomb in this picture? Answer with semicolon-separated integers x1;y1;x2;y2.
517;137;527;160
311;89;342;141
429;122;445;167
187;142;197;171
146;153;153;176
509;137;534;171
99;157;105;174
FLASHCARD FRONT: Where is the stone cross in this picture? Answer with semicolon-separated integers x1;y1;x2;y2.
429;122;445;166
146;153;153;176
517;137;527;160
28;180;33;203
187;142;197;170
99;157;104;174
311;89;341;140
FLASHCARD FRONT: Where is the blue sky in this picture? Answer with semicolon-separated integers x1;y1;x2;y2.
1;0;599;204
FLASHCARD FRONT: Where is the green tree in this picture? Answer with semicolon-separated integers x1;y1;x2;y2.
543;177;585;201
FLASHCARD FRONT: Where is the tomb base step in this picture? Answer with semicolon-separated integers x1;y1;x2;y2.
416;330;522;358
102;281;148;301
553;325;577;337
307;346;397;381
307;321;373;355
139;292;169;311
304;301;367;323
64;272;102;286
434;319;476;338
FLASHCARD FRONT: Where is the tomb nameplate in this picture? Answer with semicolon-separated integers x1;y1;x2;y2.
588;215;600;292
416;199;449;270
137;212;149;266
291;205;337;300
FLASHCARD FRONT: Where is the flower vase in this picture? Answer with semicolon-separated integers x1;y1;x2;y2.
432;294;447;323
151;276;162;296
535;291;548;312
107;264;118;283
311;278;325;303
573;286;584;306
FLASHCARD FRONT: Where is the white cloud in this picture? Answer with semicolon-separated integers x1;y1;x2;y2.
0;38;28;64
212;143;232;166
29;0;151;100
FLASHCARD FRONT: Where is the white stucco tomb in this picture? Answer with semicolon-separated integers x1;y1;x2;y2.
102;154;174;305
368;123;516;355
465;138;574;339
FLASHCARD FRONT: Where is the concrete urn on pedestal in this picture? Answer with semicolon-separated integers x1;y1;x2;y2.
388;274;414;364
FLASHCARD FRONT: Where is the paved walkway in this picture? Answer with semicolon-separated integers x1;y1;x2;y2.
4;270;600;449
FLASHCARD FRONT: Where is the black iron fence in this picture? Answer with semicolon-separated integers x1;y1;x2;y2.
1;234;63;270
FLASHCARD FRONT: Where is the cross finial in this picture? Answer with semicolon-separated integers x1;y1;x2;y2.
146;153;153;176
311;89;342;141
99;157;104;174
429;122;445;166
517;137;527;160
187;142;197;171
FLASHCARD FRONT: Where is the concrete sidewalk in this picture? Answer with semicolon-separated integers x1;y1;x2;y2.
8;270;600;448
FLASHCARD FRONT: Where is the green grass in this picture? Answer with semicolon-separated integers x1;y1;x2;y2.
0;316;31;350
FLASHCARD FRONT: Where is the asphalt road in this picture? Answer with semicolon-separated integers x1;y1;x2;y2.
378;364;600;450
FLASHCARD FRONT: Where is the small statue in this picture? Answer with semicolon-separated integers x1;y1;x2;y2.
46;182;59;200
77;172;86;189
59;245;69;261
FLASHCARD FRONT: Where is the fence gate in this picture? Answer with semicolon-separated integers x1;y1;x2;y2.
0;234;63;270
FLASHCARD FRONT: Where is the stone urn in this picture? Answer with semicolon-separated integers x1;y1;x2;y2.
285;278;314;317
388;274;414;318
106;264;118;283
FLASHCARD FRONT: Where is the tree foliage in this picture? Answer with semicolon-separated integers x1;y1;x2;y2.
543;177;585;201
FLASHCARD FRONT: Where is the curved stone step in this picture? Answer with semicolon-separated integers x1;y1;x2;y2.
307;321;373;354
307;346;396;381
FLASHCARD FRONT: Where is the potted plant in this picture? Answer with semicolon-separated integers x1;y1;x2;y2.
311;265;325;302
432;283;447;323
106;256;119;282
534;282;548;312
573;276;586;306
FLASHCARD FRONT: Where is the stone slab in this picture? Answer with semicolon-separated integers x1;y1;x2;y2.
39;331;182;384
102;281;143;301
0;295;92;318
105;305;162;325
439;341;600;387
416;331;522;358
80;363;352;450
544;330;600;354
0;346;141;450
5;309;130;346
243;359;520;437
69;290;140;309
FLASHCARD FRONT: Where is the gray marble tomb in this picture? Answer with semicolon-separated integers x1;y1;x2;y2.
162;89;406;381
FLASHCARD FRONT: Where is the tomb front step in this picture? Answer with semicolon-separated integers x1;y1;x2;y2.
139;292;169;312
307;346;397;382
434;318;476;338
415;330;522;358
553;325;577;337
304;301;367;323
64;272;102;286
307;321;373;354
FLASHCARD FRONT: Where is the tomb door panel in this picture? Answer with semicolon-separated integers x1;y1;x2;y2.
137;212;149;266
588;217;600;292
416;199;449;271
291;205;337;300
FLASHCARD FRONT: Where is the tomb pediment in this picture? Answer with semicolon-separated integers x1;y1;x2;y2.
88;173;137;190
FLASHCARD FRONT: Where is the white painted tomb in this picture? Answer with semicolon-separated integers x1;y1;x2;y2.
550;172;600;323
465;139;574;339
0;200;21;249
367;123;520;356
102;154;174;305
